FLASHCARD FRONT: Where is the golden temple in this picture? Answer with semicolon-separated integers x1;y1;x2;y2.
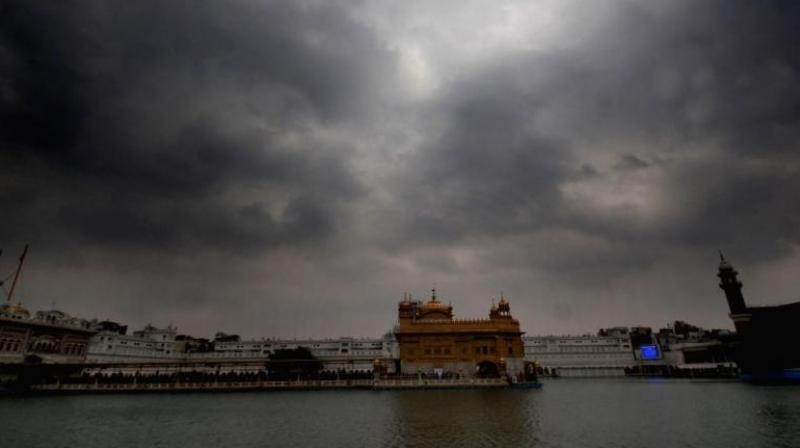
395;289;525;378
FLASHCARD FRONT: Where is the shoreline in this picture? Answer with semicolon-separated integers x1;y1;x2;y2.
16;377;515;395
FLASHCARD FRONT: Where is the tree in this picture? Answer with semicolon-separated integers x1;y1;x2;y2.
265;347;323;380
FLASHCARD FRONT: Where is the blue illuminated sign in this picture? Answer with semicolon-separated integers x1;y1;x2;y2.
640;345;660;360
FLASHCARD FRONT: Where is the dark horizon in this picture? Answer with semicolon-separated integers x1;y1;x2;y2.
2;1;799;339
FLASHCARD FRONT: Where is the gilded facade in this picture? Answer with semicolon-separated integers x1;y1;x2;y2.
395;289;525;378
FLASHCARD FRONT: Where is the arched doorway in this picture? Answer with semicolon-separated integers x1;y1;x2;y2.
476;361;499;378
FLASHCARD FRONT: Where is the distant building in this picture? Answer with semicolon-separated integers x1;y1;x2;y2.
33;310;93;330
93;320;128;335
0;302;32;322
213;332;241;343
655;321;737;375
629;326;655;351
0;303;96;364
212;335;396;372
598;327;631;338
85;322;397;373
523;333;634;377
523;321;736;378
87;324;181;363
175;335;212;353
394;290;526;378
0;246;95;364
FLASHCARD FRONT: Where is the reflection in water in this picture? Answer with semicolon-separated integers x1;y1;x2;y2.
390;389;540;447
1;379;799;448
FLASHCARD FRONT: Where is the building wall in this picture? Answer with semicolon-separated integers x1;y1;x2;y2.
394;296;527;378
87;325;181;363
398;332;525;377
86;330;398;373
0;317;95;364
213;337;396;372
523;335;634;377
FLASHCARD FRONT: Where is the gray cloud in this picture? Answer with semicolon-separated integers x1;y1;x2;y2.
0;0;391;255
615;155;650;171
390;0;800;270
1;0;799;337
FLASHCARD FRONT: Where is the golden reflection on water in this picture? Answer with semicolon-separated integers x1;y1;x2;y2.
389;389;541;447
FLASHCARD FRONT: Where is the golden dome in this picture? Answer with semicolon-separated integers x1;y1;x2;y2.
422;299;450;312
419;289;453;319
5;302;30;318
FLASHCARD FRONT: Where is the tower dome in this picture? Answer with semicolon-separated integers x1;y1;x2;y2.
719;251;733;270
492;292;511;318
1;302;30;319
418;289;453;319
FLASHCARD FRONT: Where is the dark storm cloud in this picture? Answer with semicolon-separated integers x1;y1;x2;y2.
380;59;575;250
2;0;799;337
658;158;800;262
395;0;800;277
0;0;389;254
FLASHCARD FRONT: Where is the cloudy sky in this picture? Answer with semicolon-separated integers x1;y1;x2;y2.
2;0;799;339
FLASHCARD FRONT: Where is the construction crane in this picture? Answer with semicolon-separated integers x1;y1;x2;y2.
5;244;29;303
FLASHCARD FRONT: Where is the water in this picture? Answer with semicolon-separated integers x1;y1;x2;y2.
1;378;799;448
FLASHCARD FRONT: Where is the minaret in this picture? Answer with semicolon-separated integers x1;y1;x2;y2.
717;252;747;315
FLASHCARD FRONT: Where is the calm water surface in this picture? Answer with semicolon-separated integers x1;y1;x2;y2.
1;379;799;448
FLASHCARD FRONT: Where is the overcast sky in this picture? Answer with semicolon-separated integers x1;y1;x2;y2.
2;0;799;339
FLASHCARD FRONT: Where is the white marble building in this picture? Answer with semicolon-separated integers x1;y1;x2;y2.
87;324;181;363
212;336;397;372
87;325;398;373
523;334;635;377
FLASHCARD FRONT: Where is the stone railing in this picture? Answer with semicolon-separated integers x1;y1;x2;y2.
373;377;507;389
29;377;510;393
